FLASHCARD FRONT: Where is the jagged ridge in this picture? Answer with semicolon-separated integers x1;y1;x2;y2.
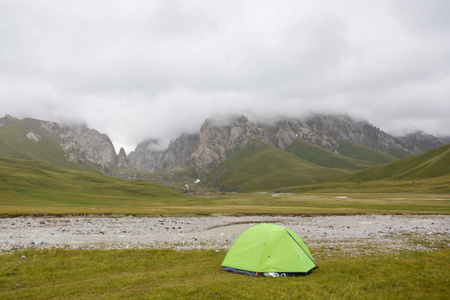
0;115;131;175
128;114;447;173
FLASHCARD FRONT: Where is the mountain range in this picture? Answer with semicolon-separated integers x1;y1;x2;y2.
128;114;446;173
0;113;448;192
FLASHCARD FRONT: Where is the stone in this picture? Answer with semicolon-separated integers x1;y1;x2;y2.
26;132;41;142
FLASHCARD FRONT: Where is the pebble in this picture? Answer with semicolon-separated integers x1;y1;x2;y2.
0;215;448;253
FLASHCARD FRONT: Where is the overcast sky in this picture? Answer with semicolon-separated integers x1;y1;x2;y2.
1;0;449;153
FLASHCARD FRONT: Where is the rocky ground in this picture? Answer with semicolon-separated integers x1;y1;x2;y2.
1;215;448;258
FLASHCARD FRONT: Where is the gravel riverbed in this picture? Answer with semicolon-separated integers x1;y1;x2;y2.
1;215;449;256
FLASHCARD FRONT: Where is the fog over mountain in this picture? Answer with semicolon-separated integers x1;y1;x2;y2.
1;0;449;153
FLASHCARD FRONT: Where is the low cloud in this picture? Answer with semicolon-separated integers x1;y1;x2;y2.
1;0;449;153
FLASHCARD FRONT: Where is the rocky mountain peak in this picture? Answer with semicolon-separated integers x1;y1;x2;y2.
40;120;87;164
118;147;126;156
400;131;446;149
305;114;408;153
0;114;19;126
440;136;450;144
127;113;448;174
128;134;198;172
37;120;120;174
116;147;131;169
64;125;117;171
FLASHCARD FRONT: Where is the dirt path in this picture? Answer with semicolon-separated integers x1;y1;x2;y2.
1;215;448;257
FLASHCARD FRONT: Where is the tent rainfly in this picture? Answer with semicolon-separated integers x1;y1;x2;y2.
221;223;317;277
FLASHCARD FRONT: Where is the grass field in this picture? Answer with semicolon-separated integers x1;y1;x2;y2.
0;248;448;299
1;191;449;216
334;144;450;182
337;140;399;162
1;155;449;216
1;144;449;299
286;139;375;170
0;144;449;216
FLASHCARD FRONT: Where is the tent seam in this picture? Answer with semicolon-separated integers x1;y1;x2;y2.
286;230;317;267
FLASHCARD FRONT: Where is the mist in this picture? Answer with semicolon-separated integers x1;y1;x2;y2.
1;0;449;153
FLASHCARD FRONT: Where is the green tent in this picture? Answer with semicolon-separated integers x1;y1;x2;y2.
221;223;317;277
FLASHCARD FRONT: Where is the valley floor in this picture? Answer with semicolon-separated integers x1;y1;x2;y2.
1;215;448;258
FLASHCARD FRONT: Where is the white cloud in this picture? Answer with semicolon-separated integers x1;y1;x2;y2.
0;0;449;153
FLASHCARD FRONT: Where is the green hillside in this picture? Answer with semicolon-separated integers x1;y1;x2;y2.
337;140;399;164
209;140;349;192
337;143;450;182
286;139;375;171
112;165;209;194
410;142;433;153
387;147;413;159
0;118;99;172
0;157;181;208
290;144;450;195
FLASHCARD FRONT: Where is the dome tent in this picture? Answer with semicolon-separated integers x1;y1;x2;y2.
221;223;317;277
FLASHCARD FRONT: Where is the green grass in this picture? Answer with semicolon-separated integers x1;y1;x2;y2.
336;144;450;182
290;144;449;197
0;157;182;211
387;148;413;159
2;190;448;216
0;118;99;173
1;152;449;216
337;140;398;164
112;165;209;194
286;138;375;170
412;141;434;153
0;248;448;299
293;176;449;195
209;140;348;192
